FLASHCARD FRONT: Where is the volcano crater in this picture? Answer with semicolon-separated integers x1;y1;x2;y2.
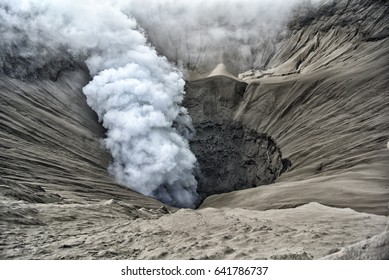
184;76;288;205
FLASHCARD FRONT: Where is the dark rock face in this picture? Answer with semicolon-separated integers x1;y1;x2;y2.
190;122;283;201
184;76;247;125
184;76;284;203
0;39;83;81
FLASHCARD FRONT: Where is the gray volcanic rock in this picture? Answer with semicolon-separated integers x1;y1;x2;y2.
0;35;81;81
183;75;283;200
246;0;389;72
191;122;283;201
184;76;247;124
1;0;388;260
204;0;389;215
322;231;389;260
184;76;285;202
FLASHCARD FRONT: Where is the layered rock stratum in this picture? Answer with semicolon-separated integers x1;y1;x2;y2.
1;0;388;259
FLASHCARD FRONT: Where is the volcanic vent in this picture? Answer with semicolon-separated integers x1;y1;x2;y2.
184;73;288;204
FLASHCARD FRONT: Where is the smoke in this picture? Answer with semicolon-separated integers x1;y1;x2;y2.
0;0;198;207
83;61;198;208
125;0;322;75
0;0;321;207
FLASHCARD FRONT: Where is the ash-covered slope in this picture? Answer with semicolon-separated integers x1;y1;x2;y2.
0;66;164;208
1;0;388;260
200;0;389;215
0;65;171;259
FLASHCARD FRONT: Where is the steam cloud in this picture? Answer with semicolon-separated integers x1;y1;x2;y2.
126;0;321;75
1;0;198;207
0;0;321;207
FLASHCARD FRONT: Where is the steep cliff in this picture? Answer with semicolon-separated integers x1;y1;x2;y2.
201;0;389;215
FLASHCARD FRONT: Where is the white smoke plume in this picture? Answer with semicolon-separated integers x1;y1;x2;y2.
0;0;321;207
0;0;198;207
83;59;198;208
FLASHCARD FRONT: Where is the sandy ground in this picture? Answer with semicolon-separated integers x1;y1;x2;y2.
1;194;387;259
1;0;388;260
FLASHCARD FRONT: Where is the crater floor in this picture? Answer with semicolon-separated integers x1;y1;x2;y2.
1;0;389;260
